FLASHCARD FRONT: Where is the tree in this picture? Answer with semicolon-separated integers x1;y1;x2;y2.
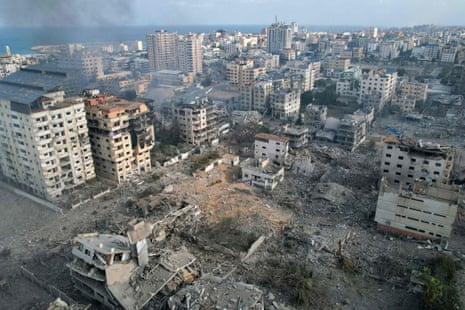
201;75;212;87
314;83;337;106
300;90;314;112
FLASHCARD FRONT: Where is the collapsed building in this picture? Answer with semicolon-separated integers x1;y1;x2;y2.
315;117;366;151
168;275;264;310
375;177;460;239
241;158;285;191
67;220;200;309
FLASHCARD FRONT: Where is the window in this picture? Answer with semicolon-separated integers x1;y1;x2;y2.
396;164;402;168
395;172;401;176
398;156;404;160
423;160;429;164
409;166;414;171
408;174;413;178
384;162;390;166
435;163;441;167
385;154;391;158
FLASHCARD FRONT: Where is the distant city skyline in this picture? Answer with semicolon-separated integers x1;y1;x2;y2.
1;0;465;28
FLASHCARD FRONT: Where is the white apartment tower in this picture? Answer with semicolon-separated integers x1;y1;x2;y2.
271;89;301;120
0;68;95;200
146;30;178;72
267;22;292;54
147;30;203;75
177;33;203;75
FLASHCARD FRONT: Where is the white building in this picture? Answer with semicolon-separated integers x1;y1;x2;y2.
0;70;95;200
254;133;289;164
381;135;454;186
241;158;285;191
359;69;398;110
240;80;272;112
270;89;301;121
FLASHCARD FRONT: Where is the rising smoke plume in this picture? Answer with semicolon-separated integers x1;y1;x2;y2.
0;0;134;27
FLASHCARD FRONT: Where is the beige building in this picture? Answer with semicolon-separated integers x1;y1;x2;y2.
360;69;398;109
286;60;320;91
0;68;95;200
334;118;366;151
173;98;229;145
267;22;292;54
398;80;428;102
375;177;459;239
146;30;178;73
381;135;454;186
240;80;272;112
177;33;203;75
226;60;266;86
391;95;416;113
327;57;350;73
84;93;154;183
270;89;301;120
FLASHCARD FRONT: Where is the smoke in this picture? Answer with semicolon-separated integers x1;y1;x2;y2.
0;0;134;27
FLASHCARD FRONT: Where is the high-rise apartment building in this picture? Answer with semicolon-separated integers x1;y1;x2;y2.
84;92;154;183
146;30;203;75
270;89;301;120
146;30;178;73
226;60;266;86
359;69;397;110
173;97;229;145
0;69;95;200
177;34;203;75
267;22;292;54
240;81;272;112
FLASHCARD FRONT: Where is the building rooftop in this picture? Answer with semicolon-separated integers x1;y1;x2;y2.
255;133;289;143
73;233;130;255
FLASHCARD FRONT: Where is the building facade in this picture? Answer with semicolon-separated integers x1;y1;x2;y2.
270;89;301;120
146;30;178;73
173;98;229;145
375;177;459;239
254;133;289;164
84;93;154;183
240;80;272;112
359;69;398;110
381;135;454;186
267;22;292;54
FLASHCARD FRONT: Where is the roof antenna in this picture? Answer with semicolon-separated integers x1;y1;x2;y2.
275;16;278;23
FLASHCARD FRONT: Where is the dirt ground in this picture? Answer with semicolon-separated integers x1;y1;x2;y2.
1;141;465;309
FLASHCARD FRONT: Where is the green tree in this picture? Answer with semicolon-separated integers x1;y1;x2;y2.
300;90;314;112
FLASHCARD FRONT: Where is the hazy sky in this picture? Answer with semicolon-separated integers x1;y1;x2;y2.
1;0;464;27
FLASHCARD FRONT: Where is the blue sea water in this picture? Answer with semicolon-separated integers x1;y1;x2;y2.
0;25;364;55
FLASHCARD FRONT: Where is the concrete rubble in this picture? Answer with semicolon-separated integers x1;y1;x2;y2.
168;275;264;310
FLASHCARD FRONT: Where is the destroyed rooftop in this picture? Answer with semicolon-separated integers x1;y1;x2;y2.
255;132;289;143
383;135;453;159
73;233;130;255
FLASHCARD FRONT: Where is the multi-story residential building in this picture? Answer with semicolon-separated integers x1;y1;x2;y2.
0;70;95;200
57;45;104;84
267;22;292;54
391;95;416;113
226;60;266;86
240;80;272;112
270;89;301;120
84;93;154;183
359;69;398;110
304;104;327;134
146;30;178;73
177;33;203;75
381;135;455;186
282;126;308;149
334;118;366;151
336;79;359;98
146;31;203;75
327;57;350;74
375;177;459;239
440;45;457;63
254;133;289;164
286;60;320;91
173;97;229;145
398;80;428;102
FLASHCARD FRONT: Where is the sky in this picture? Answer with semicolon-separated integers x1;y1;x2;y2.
0;0;465;27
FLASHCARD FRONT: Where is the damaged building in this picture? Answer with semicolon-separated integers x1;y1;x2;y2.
241;158;285;190
375;177;460;239
84;91;154;183
173;97;229;145
168;275;264;310
67;221;200;309
254;133;289;164
381;135;455;186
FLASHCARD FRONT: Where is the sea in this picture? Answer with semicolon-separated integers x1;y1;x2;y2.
0;25;365;55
